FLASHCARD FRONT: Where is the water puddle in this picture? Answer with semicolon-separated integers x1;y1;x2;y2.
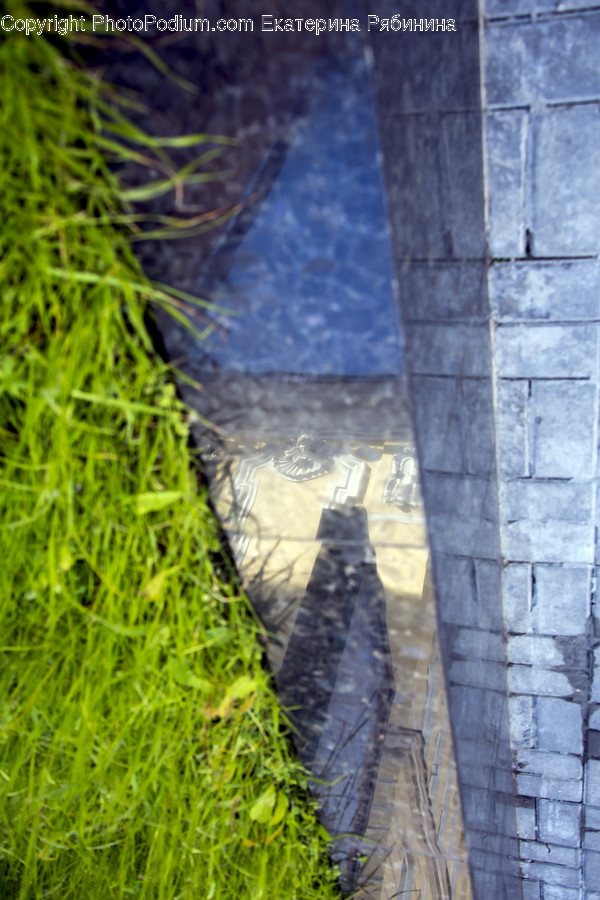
156;36;473;898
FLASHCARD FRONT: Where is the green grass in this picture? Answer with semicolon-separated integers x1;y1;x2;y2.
0;18;342;900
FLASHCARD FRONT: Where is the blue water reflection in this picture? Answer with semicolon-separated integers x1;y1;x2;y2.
200;58;404;376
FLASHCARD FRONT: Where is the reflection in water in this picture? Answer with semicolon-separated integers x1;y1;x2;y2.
213;442;472;898
197;57;404;377
157;35;473;900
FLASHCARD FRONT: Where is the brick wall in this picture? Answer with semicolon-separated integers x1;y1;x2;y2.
482;2;600;896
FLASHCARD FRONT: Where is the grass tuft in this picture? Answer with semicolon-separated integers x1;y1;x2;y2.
0;17;341;900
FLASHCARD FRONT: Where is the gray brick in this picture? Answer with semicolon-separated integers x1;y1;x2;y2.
592;646;600;703
534;15;600;103
463;378;497;478
533;565;591;636
587;807;600;830
535;105;600;257
428;512;498;559
422;473;494;520
586;760;600;807
537;698;583;754
509;693;536;748
450;659;507;691
508;664;574;698
436;556;499;630
542;887;581;900
412;376;464;474
495;324;597;379
520;840;579;867
516;750;582;781
490;260;600;322
517;773;582;803
517;801;537;840
584;831;600;852
486;17;600;107
407;324;490;377
484;22;530;107
532;381;596;479
591;708;600;730
502;480;593;526
484;0;533;18
538;800;582;849
503;520;594;565
585;851;600;889
521;859;580;888
453;627;506;663
485;110;527;257
503;562;532;633
496;379;528;478
401;261;488;322
507;635;564;666
520;881;541;900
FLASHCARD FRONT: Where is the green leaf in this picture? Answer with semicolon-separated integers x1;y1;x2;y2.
135;491;183;515
249;785;276;824
269;791;288;827
226;675;257;701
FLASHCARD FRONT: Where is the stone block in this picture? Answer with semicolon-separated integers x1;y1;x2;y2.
588;730;600;761
495;324;597;379
516;750;582;782
401;261;488;322
407;323;490;376
435;555;500;630
584;851;600;889
450;659;508;691
532;565;591;637
538;799;582;849
537;698;583;754
490;259;600;322
412;376;464;473
495;379;528;478
542;887;581;900
535;15;600;103
485;16;600;107
520;859;580;888
503;562;532;633
516;800;537;841
429;512;498;559
508;664;574;698
484;21;530;107
586;806;600;830
591;708;600;730
423;472;495;521
507;635;564;667
535;105;600;257
517;773;582;803
463;378;497;478
586;759;600;807
451;684;511;747
520;840;579;867
441;112;488;258
502;480;593;526
531;381;596;480
453;626;506;662
584;831;600;852
485;110;527;257
484;0;533;21
592;647;600;703
520;881;541;900
509;693;535;748
503;521;594;565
